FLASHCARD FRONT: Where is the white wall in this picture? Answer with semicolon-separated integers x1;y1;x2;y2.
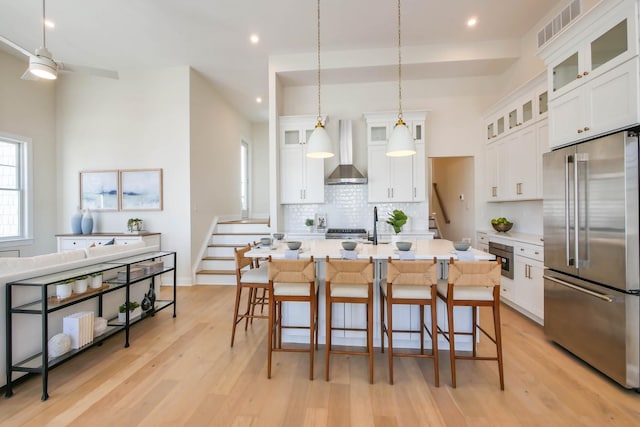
189;69;253;262
251;122;270;217
0;50;57;256
55;67;192;283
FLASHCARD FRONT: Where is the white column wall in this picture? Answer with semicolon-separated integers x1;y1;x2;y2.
0;50;57;256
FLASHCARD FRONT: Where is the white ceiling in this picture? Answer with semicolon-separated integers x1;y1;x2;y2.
0;0;562;122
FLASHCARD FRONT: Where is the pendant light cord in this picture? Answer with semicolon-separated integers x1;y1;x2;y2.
397;0;403;121
42;0;47;48
316;0;322;124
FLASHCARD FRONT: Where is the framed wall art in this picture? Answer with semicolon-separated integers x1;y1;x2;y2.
80;170;119;211
120;169;163;211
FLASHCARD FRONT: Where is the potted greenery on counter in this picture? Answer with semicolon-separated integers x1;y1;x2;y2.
386;209;408;234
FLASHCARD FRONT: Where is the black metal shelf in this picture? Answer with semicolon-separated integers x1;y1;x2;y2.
5;251;177;401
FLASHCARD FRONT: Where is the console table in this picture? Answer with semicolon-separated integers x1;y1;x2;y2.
56;233;161;252
5;251;176;401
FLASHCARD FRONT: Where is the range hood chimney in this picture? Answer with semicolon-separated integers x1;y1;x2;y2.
326;120;368;185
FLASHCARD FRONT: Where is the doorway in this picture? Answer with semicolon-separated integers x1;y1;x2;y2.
240;140;249;218
429;156;475;242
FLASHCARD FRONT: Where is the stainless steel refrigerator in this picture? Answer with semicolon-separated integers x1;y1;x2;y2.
543;129;639;390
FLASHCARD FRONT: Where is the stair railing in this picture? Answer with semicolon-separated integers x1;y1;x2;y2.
432;183;451;224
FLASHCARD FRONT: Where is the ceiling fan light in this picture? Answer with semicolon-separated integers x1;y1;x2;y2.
29;55;57;80
306;122;334;158
386;119;415;157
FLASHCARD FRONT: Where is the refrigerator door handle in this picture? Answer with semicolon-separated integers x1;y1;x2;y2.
575;152;589;268
543;275;614;303
565;155;574;266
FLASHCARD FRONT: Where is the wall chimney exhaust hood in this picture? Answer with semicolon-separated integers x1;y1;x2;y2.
326;120;368;185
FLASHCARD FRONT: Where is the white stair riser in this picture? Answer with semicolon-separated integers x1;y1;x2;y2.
195;274;236;285
210;234;269;245
201;259;235;270
217;223;270;234
207;247;237;257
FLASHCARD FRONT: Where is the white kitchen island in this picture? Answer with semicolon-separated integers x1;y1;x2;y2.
247;239;494;351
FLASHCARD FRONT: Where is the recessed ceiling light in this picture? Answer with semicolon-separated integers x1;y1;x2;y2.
467;17;478;27
256;97;262;103
44;19;55;29
250;34;259;44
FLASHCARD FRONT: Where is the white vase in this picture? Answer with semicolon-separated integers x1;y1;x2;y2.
90;274;103;289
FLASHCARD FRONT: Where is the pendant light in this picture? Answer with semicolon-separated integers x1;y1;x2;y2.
386;0;415;157
306;0;334;159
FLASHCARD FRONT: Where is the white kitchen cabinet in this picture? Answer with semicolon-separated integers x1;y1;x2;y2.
486;118;547;202
486;140;504;200
476;231;489;253
513;242;544;324
540;0;640;148
364;111;427;203
548;57;639;148
279;116;325;204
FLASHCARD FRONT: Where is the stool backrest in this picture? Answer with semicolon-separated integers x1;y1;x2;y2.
387;257;437;286
325;257;374;285
448;258;501;287
234;245;255;272
268;257;316;283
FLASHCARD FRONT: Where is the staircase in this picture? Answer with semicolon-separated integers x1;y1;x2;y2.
195;219;270;285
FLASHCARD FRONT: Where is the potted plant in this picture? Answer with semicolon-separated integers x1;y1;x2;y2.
118;301;141;323
73;275;88;293
305;218;314;232
127;218;143;233
89;271;103;289
386;209;408;234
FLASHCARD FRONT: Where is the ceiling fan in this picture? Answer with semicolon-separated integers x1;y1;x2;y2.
0;0;118;81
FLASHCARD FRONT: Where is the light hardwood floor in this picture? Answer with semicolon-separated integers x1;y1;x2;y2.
1;285;638;426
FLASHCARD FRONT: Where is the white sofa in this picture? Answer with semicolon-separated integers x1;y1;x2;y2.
1;241;160;389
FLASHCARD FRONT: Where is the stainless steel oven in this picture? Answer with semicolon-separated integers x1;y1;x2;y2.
488;241;514;279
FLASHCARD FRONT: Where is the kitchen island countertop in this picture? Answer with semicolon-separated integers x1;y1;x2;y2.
247;238;492;260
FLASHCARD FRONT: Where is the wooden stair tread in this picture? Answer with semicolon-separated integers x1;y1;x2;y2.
197;269;235;275
202;256;234;261
207;243;247;248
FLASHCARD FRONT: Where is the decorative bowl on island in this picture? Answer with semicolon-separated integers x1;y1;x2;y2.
273;232;285;240
287;241;302;250
341;241;357;251
453;241;471;251
396;241;412;251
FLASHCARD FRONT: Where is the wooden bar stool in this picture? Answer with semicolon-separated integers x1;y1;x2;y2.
230;244;269;347
437;258;504;389
380;257;439;386
324;256;375;383
267;257;318;380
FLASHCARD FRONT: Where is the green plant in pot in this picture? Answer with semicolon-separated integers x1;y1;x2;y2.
127;218;143;233
305;218;314;230
386;209;408;234
118;301;140;313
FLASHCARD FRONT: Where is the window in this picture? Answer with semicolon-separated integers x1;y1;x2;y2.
0;134;31;243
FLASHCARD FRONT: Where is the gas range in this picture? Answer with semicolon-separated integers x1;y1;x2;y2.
325;228;368;240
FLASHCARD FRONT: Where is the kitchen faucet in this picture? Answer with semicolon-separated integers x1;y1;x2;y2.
372;206;378;245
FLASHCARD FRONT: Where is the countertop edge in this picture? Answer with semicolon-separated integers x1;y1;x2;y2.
477;230;543;246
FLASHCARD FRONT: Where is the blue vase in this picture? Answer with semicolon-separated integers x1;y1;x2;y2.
81;209;94;235
71;207;83;234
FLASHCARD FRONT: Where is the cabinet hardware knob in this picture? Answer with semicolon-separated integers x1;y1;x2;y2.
576;74;583;79
577;129;583;133
583;71;589;76
584;127;590;131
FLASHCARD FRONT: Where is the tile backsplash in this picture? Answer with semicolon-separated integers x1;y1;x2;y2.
282;185;429;233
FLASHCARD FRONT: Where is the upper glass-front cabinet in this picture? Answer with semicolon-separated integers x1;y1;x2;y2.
591;19;627;71
551;10;635;97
